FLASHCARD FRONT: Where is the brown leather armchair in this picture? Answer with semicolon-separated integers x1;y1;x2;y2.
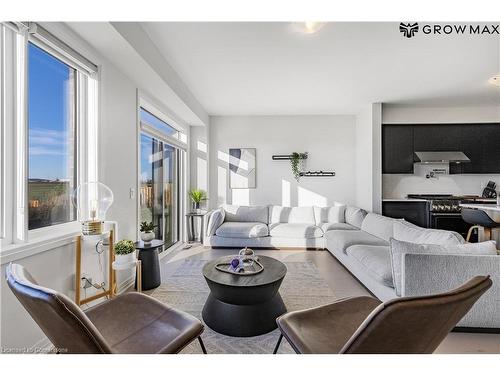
273;276;492;354
6;263;207;354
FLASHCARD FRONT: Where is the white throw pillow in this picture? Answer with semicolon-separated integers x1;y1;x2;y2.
207;209;225;236
313;205;346;225
345;206;367;228
389;238;497;296
393;221;465;245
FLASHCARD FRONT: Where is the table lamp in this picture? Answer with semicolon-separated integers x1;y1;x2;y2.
72;182;114;235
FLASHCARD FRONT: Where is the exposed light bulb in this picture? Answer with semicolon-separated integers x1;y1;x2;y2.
489;75;500;86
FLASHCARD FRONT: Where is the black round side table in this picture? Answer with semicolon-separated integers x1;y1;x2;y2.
134;240;164;290
202;255;287;337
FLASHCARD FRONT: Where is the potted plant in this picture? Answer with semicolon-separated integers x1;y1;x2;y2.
188;189;207;213
114;239;135;264
290;152;308;182
140;221;156;243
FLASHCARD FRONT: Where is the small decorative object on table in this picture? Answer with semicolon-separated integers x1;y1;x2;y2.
215;248;264;275
114;239;136;264
139;221;156;243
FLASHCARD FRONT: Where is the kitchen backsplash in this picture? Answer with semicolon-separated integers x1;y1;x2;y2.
383;163;500;198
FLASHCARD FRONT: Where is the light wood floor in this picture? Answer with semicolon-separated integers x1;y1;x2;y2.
157;244;500;354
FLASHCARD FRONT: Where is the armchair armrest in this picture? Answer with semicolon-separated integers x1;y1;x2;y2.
402;253;500;328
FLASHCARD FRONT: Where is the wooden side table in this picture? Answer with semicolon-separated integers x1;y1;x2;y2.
186;211;207;242
135;240;164;290
75;230;115;306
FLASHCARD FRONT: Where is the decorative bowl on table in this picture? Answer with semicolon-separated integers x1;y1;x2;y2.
214;248;263;275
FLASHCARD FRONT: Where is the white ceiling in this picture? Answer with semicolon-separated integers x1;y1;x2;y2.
142;22;500;115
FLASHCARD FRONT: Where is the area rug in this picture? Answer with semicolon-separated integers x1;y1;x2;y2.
150;259;337;354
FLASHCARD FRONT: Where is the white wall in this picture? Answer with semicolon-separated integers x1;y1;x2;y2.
382;105;500;198
355;104;382;213
208;115;356;208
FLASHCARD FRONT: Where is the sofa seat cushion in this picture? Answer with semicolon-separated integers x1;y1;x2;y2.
346;245;394;287
215;222;269;238
269;223;323;239
324;230;388;254
320;222;358;232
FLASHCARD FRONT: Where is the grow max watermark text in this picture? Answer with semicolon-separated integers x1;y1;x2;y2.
399;22;500;38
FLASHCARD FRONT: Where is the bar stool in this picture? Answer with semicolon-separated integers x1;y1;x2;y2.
461;208;500;242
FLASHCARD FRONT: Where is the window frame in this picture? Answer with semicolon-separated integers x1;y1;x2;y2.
0;22;99;249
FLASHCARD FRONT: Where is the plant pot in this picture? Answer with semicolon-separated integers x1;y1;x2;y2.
192;202;200;212
140;231;155;243
115;252;135;264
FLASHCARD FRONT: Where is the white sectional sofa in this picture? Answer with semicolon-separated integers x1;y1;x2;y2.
204;204;362;249
204;203;500;329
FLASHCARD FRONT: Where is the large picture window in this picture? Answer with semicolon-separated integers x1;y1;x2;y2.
1;22;98;247
27;42;76;230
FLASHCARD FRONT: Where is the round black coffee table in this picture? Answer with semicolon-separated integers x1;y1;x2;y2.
202;255;287;337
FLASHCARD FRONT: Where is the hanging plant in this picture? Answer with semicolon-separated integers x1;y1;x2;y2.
290;152;308;181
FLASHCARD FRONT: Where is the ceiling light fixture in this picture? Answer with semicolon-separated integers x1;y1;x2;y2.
293;22;325;34
489;75;500;86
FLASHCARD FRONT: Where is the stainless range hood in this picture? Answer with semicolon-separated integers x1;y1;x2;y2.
414;151;471;164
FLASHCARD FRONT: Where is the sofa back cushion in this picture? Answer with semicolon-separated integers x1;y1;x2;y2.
361;213;400;242
345;206;367;228
222;204;269;223
393;221;465;245
269;206;315;224
389;238;497;296
313;205;346;225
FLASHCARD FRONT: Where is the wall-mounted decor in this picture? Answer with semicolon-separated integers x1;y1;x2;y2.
271;154;308;161
229;148;256;188
299;171;336;177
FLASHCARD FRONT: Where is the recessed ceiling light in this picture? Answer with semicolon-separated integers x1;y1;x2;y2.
292;22;325;34
489;75;500;86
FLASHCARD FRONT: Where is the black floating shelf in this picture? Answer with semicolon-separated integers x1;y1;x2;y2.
299;171;336;177
272;154;308;161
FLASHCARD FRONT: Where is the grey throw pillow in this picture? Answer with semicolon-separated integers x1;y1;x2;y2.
389;238;497;296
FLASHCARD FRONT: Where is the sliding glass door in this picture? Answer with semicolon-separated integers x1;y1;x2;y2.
139;108;184;250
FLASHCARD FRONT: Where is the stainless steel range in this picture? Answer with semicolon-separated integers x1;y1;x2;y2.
406;194;494;238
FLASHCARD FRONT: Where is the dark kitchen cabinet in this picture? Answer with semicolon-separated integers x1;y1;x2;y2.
459;125;483;174
382;201;429;228
382;123;500;175
479;125;500;173
382;125;414;174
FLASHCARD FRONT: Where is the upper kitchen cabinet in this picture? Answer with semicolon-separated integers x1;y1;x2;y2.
382;125;414;174
479;124;500;174
382;123;500;175
413;124;463;152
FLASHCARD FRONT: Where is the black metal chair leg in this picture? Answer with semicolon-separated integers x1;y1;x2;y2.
273;334;283;354
198;336;207;354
